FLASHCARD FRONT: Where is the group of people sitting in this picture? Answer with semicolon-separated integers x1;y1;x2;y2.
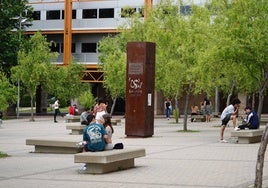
79;98;120;153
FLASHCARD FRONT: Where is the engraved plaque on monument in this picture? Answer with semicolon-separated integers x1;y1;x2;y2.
125;42;155;137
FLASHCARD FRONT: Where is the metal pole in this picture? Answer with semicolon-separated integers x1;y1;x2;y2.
17;14;22;119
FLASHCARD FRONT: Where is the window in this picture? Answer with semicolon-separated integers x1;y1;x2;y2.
50;43;60;52
82;9;97;19
99;8;114;18
81;43;97;53
62;10;77;19
47;10;61;20
32;11;41;20
180;5;191;15
61;43;76;53
121;8;136;18
138;8;144;17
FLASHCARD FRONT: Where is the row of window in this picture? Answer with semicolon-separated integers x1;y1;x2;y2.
32;7;144;20
50;43;97;53
31;6;191;20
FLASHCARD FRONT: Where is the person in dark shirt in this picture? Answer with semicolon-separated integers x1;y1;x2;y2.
238;106;259;130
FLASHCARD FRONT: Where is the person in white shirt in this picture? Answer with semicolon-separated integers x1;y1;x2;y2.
53;99;62;123
219;98;241;143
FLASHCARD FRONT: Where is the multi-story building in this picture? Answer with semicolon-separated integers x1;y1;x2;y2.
27;0;266;115
25;0;207;114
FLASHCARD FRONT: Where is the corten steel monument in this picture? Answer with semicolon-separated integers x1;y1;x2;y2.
125;42;156;137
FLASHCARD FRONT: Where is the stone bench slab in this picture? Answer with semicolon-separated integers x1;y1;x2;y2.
26;138;82;154
74;148;145;174
230;129;264;144
191;115;206;122
66;124;86;135
64;115;80;123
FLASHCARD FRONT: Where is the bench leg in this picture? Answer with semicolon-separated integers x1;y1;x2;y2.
237;136;262;144
83;158;135;174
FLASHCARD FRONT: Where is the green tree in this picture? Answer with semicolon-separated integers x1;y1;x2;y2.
11;31;58;121
47;60;85;106
0;0;32;76
78;90;96;111
98;35;126;115
118;1;212;130
204;1;268;187
0;70;16;112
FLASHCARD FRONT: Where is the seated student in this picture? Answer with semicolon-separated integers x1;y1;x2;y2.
191;105;199;122
73;104;79;115
68;104;75;116
80;108;90;125
82;113;111;152
238;106;259;130
99;113;114;150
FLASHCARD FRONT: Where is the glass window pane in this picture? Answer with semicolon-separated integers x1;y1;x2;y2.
82;9;97;19
47;10;61;20
99;8;114;18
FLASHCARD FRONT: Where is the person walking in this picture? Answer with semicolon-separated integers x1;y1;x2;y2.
164;99;172;120
53;99;62;123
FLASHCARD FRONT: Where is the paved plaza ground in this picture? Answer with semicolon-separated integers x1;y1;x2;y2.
0;115;267;188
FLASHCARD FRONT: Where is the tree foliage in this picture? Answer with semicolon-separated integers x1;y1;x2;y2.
0;0;33;76
11;31;58;121
78;90;96;111
47;61;86;106
0;70;16;111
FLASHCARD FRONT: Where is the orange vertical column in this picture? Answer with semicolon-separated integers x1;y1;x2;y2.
144;0;153;19
63;0;72;66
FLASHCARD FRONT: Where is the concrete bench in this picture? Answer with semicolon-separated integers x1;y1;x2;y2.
66;124;86;135
64;115;80;123
26;139;83;154
74;148;146;174
111;119;121;126
191;115;206;122
230;129;264;144
260;118;268;125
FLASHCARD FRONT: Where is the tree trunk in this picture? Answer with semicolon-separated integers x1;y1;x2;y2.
226;82;235;106
110;96;117;116
183;86;191;131
174;94;179;123
254;126;268;188
30;94;35;122
257;90;264;121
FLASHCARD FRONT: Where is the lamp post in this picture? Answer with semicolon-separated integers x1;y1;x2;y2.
13;14;27;119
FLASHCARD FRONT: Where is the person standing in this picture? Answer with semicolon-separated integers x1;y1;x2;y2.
164;99;171;120
220;98;241;143
53;99;62;123
204;97;212;122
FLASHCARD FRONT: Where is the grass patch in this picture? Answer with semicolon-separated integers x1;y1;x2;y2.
0;151;9;158
177;130;200;133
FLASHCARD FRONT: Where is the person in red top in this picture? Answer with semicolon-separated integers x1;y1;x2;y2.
68;104;75;115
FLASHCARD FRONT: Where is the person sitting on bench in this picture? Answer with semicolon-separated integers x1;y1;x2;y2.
238;106;259;130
